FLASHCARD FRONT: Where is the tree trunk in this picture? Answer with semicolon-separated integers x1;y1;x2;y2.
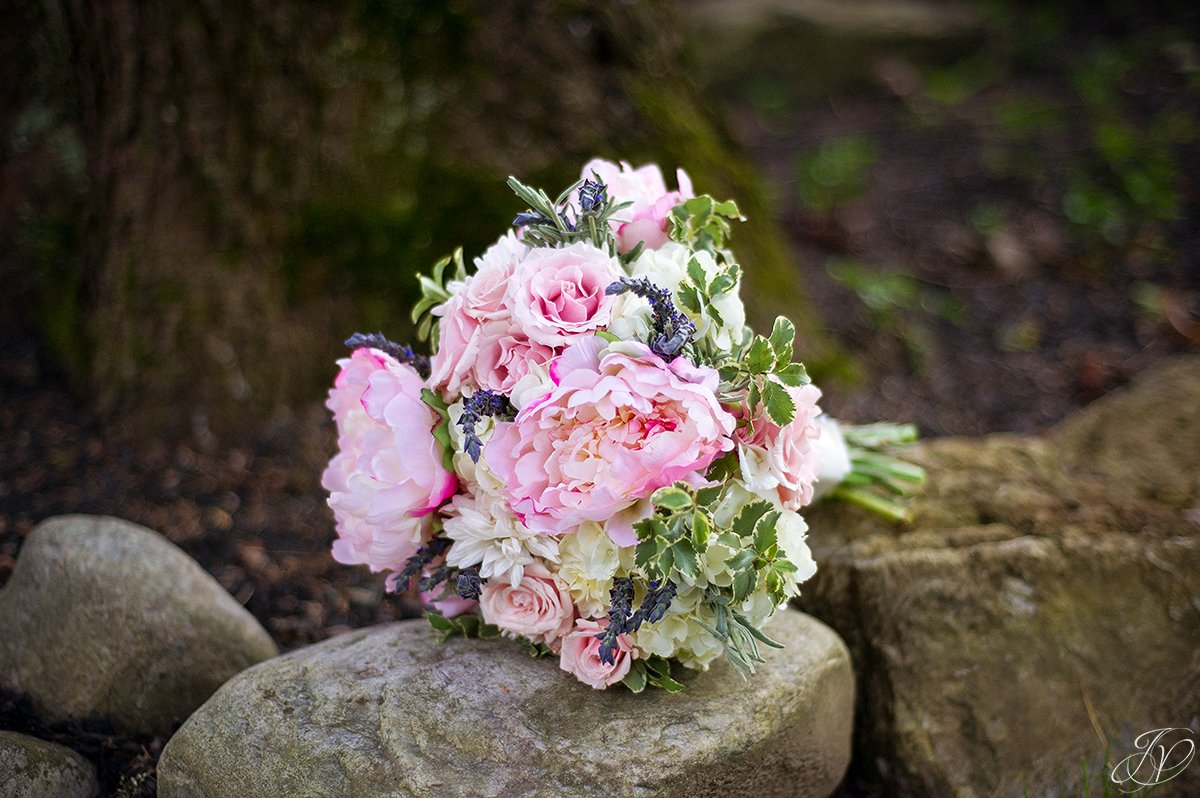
47;0;839;443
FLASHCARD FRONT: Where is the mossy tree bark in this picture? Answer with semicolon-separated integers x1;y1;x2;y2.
55;0;838;442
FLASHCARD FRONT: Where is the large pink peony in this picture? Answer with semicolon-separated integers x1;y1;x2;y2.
484;338;735;545
736;382;824;510
581;158;694;254
322;348;458;572
508;242;621;346
559;618;636;689
479;561;575;648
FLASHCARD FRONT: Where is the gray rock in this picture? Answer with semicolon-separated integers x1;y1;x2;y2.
158;610;853;798
0;731;99;798
0;515;278;735
798;360;1200;797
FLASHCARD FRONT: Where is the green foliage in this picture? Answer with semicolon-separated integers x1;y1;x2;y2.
622;654;685;693
715;314;809;426
794;135;878;213
668;195;745;254
419;388;455;472
696;588;784;680
506;175;633;250
411;249;468;347
829;422;927;523
425;611;500;643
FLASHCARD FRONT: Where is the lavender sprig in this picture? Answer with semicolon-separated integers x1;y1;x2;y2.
578;178;607;212
604;277;696;361
345;332;430;378
595;578;678;665
391;537;451;594
458;390;516;462
455;568;483;600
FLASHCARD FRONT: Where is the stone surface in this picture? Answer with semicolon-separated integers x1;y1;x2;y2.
158;610;853;798
0;730;99;798
0;515;278;735
1053;355;1200;509
798;356;1200;797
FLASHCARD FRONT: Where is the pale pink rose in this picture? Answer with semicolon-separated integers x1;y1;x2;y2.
581;158;694;253
429;292;484;396
473;321;556;394
559;618;635;689
322;348;458;573
484;338;735;545
479;561;575;647
507;242;621;347
463;232;527;322
736;382;824;511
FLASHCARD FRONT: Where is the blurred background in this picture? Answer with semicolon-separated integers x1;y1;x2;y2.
0;0;1197;788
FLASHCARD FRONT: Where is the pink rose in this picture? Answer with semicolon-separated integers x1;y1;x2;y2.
484;338;735;545
473;321;556;394
507;242;621;347
559;618;636;689
479;561;575;647
581;158;694;254
429;292;484;396
736;382;823;510
322;348;458;572
462;232;527;321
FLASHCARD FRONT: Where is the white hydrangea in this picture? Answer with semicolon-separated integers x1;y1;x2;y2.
441;493;559;586
775;508;817;596
632;585;727;670
608;242;746;351
557;522;624;617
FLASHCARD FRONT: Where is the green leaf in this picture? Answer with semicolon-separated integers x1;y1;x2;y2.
677;282;703;314
774;362;810;386
769;317;795;363
648;672;686;693
686;257;708;288
754;510;780;553
773;557;799;574
695;485;723;507
732;568;758;602
746;337;774;374
717;364;741;383
731;500;774;539
763;379;797;427
691;510;711;549
658;544;675;578
425;612;455;633
635;539;662;577
636;517;668;542
595;330;621;343
652;486;693;512
672;541;698;580
622;661;648;693
726;548;757;573
708;272;736;296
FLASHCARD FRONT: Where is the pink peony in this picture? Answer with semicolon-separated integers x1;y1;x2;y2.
581;158;694;253
479;561;575;648
559;618;636;689
474;321;557;394
736;382;824;510
484;338;735;545
322;348;458;573
508;242;621;347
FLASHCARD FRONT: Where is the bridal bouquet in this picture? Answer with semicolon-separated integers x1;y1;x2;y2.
322;159;922;691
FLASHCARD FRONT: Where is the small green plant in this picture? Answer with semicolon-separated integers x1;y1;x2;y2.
794;136;878;213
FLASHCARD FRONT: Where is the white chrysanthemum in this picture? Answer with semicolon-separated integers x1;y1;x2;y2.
607;242;746;350
442;493;559;586
557;522;623;617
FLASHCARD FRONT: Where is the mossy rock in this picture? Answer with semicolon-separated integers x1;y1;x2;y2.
0;731;99;798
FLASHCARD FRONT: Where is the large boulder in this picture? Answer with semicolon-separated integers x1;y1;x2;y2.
158;610;853;798
799;356;1200;797
0;515;278;735
0;730;99;798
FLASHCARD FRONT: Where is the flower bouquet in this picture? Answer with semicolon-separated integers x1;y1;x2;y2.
322;158;923;691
